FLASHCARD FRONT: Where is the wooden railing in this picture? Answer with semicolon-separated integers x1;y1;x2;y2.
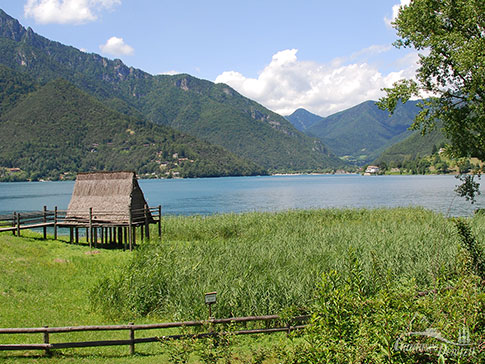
0;207;61;239
0;205;162;250
0;315;310;356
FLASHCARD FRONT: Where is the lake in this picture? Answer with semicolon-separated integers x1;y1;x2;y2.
0;174;482;217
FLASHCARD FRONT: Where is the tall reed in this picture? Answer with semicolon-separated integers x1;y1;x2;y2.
91;208;460;319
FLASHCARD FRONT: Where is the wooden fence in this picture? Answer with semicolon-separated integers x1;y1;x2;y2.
0;315;310;356
0;206;60;239
0;205;162;250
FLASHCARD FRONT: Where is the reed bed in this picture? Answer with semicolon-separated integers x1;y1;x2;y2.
92;208;461;320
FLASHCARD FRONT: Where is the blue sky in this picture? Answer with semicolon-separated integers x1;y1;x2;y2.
1;0;414;116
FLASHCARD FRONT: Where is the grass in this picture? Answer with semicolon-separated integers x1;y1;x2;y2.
0;207;482;363
0;224;288;363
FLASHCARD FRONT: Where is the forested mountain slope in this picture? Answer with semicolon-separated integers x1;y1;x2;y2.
0;9;343;172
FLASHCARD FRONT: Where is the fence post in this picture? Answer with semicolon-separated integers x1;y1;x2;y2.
158;205;162;239
16;212;21;237
43;206;47;239
12;212;16;236
129;322;135;355
89;208;93;249
43;326;51;356
54;206;58;240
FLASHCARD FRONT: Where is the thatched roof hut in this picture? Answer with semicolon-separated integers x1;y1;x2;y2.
66;171;153;225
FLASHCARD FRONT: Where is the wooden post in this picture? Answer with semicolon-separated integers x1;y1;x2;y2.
43;206;47;240
54;206;58;240
12;212;16;236
140;222;144;241
89;208;93;249
100;227;104;245
124;227;128;251
86;228;89;243
75;228;79;244
144;204;150;241
129;322;135;355
118;227;122;246
128;210;133;251
94;227;98;249
69;227;74;243
16;212;21;237
43;326;51;356
158;205;162;239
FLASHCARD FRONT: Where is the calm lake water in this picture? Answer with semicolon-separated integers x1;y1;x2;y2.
0;174;482;217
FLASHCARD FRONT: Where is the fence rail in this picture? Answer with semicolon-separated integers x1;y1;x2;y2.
0;315;310;355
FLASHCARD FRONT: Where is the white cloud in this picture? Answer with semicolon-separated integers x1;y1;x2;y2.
215;48;419;117
99;36;134;56
159;70;180;76
24;0;121;25
385;0;411;28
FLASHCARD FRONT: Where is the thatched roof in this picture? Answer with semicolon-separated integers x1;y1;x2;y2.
66;171;153;225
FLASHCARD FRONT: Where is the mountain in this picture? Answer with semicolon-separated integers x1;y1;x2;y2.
286;101;421;165
374;126;447;165
0;72;265;180
0;9;343;172
285;108;323;132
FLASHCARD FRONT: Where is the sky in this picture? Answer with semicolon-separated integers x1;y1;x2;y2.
0;0;415;117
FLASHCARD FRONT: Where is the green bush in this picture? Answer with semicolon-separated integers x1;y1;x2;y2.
279;255;484;363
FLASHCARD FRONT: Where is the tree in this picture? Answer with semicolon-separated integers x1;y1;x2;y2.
378;0;484;202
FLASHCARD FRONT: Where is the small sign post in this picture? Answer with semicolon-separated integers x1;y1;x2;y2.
205;291;217;319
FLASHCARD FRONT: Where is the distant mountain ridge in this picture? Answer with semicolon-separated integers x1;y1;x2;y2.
286;101;421;165
284;108;323;132
0;9;343;172
0;66;265;180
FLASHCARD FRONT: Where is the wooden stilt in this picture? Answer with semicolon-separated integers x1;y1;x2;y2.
128;211;133;251
118;227;122;246
144;204;150;241
88;208;93;248
132;225;136;249
94;227;98;248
